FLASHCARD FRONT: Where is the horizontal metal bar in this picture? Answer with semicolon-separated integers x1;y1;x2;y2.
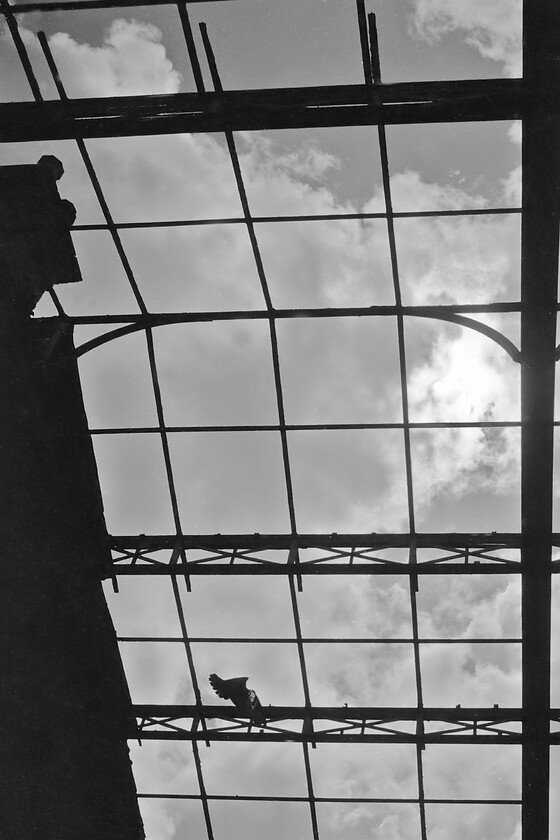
75;305;521;360
0;78;537;142
67;302;523;327
131;705;528;743
136;793;521;805
90;421;523;434
112;562;519;575
134;731;522;744
111;533;523;550
68;206;521;231
119;637;522;644
109;533;523;575
72;303;522;359
135;704;525;721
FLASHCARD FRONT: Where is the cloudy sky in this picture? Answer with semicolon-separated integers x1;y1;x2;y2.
4;0;560;838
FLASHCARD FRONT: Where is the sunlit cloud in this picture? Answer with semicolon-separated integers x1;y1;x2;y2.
402;321;521;525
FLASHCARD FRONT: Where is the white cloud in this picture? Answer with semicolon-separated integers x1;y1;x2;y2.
366;170;520;305
311;764;419;840
371;169;488;215
137;800;177;840
421;641;521;706
417;576;521;640
410;0;522;77
502;164;522;205
48;19;181;97
427;802;520;840
423;743;520;799
239;132;341;184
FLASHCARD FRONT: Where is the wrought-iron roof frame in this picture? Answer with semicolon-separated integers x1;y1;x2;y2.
2;0;558;837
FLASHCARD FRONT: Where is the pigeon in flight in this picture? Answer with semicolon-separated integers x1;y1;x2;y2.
209;673;266;725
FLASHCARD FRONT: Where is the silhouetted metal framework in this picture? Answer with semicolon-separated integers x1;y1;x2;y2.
110;533;524;579
133;705;525;744
2;0;559;838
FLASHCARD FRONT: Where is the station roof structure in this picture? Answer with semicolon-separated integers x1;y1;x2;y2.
1;1;560;838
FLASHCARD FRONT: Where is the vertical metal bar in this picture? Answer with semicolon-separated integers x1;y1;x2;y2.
356;0;372;86
368;14;382;86
367;41;417;536
177;1;205;93
269;318;298;534
301;741;320;840
143;327;184;532
170;575;215;839
191;739;214;839
0;0;43;100
169;574;205;713
410;547;428;840
520;116;557;840
193;24;307;836
521;4;560;838
197;23;319;835
198;22;273;313
198;21;298;535
288;573;320;839
144;320;215;838
359;10;428;839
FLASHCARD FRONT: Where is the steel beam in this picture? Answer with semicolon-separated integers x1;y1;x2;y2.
134;731;520;745
109;532;521;575
521;3;560;837
133;704;524;744
111;533;522;550
0;78;539;143
136;704;523;721
66;302;523;327
111;562;518;575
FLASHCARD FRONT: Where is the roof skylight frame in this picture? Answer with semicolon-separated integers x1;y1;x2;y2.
1;0;557;838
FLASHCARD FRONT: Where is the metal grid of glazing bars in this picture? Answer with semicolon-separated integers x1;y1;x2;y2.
2;0;560;838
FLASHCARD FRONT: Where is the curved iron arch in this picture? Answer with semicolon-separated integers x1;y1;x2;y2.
410;308;521;363
75;308;522;362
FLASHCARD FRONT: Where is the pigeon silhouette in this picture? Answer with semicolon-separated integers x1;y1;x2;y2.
209;673;266;725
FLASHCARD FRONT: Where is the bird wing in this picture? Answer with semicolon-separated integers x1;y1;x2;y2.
208;673;227;698
209;674;248;701
209;675;265;724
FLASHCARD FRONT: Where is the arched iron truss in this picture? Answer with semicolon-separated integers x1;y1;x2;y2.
74;306;522;362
